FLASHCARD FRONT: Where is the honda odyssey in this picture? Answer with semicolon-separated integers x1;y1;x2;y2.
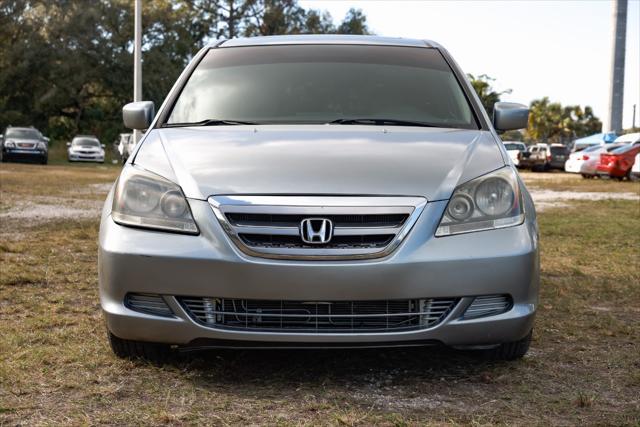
99;35;538;362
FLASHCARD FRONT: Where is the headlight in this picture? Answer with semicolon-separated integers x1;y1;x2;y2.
112;165;198;234
37;142;47;150
5;140;15;148
435;167;524;237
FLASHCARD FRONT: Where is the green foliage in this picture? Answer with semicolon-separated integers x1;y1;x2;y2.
467;74;511;117
527;97;602;143
466;73;602;144
0;0;371;145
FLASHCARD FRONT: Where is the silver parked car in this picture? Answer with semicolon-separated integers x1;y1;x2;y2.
67;135;105;163
100;35;538;362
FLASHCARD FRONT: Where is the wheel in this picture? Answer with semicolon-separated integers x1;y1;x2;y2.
41;157;48;165
108;331;175;364
481;330;532;361
581;174;588;179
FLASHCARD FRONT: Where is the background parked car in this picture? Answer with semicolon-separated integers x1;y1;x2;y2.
518;144;548;171
116;133;134;163
503;141;526;167
67;135;105;163
0;126;49;164
565;143;626;178
548;144;570;170
596;143;640;180
631;152;640;181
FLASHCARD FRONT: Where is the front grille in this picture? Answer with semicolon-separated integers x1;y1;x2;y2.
239;233;394;249
226;213;409;228
178;297;458;333
209;196;426;260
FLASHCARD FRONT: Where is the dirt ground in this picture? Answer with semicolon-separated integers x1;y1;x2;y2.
1;163;639;425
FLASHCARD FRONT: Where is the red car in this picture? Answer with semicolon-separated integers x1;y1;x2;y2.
596;143;640;180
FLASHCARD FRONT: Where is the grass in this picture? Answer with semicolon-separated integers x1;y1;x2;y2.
1;162;639;425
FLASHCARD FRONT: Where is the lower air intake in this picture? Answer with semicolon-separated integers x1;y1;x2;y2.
178;297;458;333
463;295;512;319
125;293;173;317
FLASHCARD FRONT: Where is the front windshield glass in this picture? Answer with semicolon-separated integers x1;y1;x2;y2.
504;143;525;151
167;45;477;129
6;128;41;139
73;138;100;147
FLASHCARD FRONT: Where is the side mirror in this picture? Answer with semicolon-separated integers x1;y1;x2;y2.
66;142;71;147
123;101;155;130
101;144;106;148
43;136;50;143
493;102;529;131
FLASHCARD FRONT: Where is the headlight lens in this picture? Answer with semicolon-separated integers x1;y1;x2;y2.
37;141;47;150
435;167;524;237
112;165;198;234
5;140;15;148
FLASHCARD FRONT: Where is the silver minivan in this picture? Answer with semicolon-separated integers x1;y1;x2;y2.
99;35;538;362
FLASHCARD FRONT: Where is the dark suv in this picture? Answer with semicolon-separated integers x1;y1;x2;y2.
1;126;49;164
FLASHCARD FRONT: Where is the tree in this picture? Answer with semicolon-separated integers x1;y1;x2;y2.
0;0;371;145
467;74;511;117
337;8;371;35
526;97;601;144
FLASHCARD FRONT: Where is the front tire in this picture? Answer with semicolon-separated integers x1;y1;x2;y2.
481;330;532;361
108;331;175;364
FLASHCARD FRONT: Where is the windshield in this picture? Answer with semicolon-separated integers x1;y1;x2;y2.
167;45;477;129
6;128;41;139
504;143;525;151
73;138;100;147
550;146;568;154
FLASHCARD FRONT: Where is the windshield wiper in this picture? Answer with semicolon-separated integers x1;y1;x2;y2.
327;118;438;128
163;119;258;127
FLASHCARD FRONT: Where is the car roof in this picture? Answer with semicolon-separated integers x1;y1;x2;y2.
74;135;98;139
614;132;640;143
215;35;439;49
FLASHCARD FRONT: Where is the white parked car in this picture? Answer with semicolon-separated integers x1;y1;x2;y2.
503;141;526;167
567;143;626;178
565;144;606;174
116;133;135;163
67;135;105;163
631;152;640;180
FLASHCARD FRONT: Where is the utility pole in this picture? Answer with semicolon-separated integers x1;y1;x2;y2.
604;0;627;134
133;0;142;143
633;104;637;129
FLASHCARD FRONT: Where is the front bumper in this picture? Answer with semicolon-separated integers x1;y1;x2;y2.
3;149;47;162
68;153;104;162
99;195;539;349
564;159;582;173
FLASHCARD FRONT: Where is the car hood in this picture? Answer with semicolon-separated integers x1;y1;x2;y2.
71;145;101;150
135;126;505;201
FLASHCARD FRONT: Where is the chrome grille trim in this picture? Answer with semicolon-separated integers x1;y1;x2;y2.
463;295;512;319
178;297;459;333
208;196;427;260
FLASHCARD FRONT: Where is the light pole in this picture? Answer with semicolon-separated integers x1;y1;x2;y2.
605;0;627;134
133;0;142;143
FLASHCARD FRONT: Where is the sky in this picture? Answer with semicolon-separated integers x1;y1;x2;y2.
300;0;640;130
